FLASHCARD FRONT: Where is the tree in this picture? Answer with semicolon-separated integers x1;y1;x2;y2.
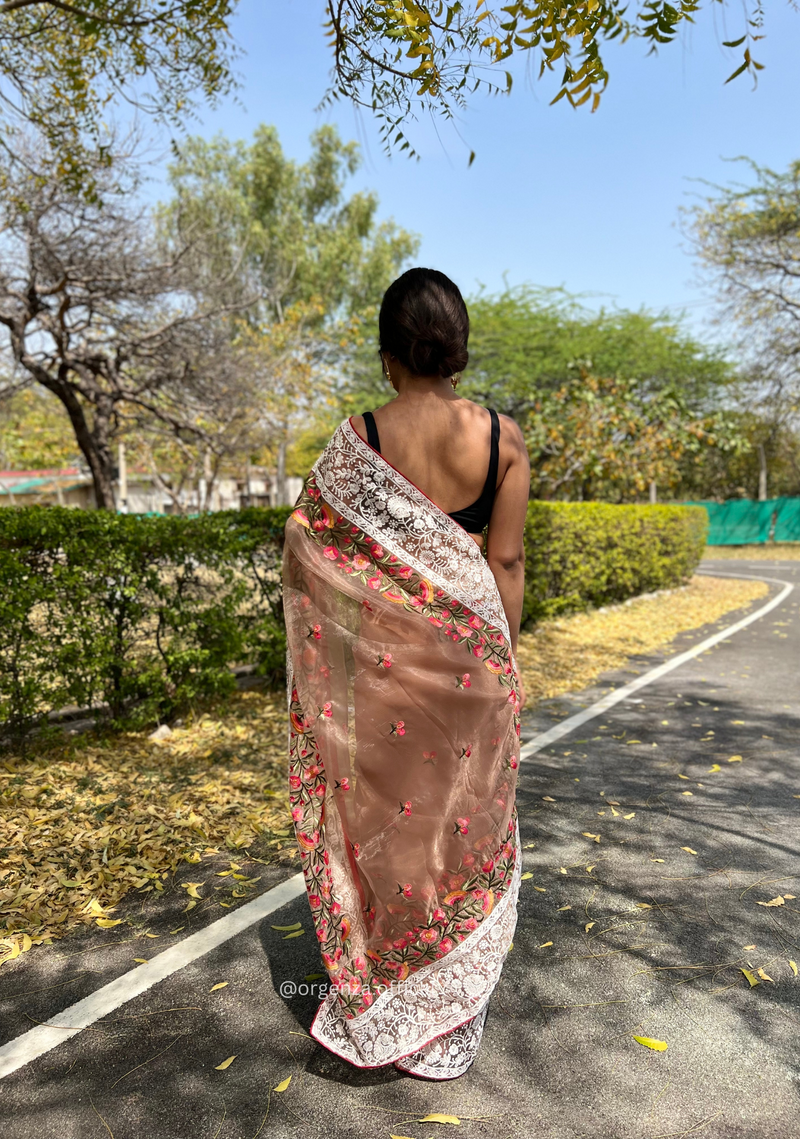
0;145;258;508
526;369;745;501
0;0;239;197
0;1;782;192
0;386;79;469
324;0;776;156
158;124;418;488
687;158;800;413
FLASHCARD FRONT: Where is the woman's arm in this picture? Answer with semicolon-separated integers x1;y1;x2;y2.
485;415;530;659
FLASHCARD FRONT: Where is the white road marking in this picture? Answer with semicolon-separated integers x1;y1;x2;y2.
0;873;306;1080
519;571;794;761
1;569;794;1081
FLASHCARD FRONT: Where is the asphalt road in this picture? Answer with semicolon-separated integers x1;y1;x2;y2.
1;558;799;1139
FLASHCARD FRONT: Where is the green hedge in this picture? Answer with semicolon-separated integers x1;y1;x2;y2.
0;501;707;743
0;506;290;743
521;502;708;626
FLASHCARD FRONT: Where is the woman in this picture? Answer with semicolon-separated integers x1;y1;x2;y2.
282;267;530;1079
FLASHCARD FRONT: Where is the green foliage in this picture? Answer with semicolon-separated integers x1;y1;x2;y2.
159;124;419;326
0;388;79;470
0;505;290;744
462;287;736;418
521;501;708;625
0;0;240;199
324;1;768;159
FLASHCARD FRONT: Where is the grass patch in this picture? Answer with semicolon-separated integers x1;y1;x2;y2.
516;573;768;705
704;543;800;560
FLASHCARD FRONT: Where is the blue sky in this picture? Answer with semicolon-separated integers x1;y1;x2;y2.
139;1;800;340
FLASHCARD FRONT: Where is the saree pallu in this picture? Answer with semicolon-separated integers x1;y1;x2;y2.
282;418;521;1079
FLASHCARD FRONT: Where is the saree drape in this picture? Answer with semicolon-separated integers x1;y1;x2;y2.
282;418;521;1079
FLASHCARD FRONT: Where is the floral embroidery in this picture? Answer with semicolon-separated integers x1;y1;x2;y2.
389;720;406;737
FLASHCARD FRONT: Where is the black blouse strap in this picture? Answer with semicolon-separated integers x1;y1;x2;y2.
362;410;381;453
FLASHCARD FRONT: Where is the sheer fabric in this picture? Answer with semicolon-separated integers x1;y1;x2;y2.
282;418;521;1077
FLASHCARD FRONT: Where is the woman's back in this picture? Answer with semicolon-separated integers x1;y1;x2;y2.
352;395;507;531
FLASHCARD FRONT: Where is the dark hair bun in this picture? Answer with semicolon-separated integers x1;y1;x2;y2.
378;268;469;378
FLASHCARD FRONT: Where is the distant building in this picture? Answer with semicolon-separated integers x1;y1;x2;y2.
0;468;302;511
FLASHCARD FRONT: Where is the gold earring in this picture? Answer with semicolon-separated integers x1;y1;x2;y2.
383;359;392;385
451;373;461;390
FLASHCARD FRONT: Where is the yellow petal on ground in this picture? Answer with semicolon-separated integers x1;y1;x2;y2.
539;941;553;948
283;930;304;939
728;755;743;763
215;1055;237;1071
209;982;229;992
635;903;652;909
677;774;690;780
650;858;665;863
623;812;636;819
783;894;796;900
586;864;596;873
183;900;197;913
789;960;798;976
756;896;785;907
757;968;774;982
95;918;123;928
585;922;595;932
559;867;567;874
632;1036;668;1051
273;1075;291;1092
271;923;302;931
520;872;534;881
183;883;203;899
542;796;556;802
582;832;601;842
418;1114;461;1124
708;764;722;773
743;945;756;950
741;968;760;987
681;791;693;796
557;905;571;911
533;885;547;892
133;958;148;964
390;1135;417;1139
731;721;745;725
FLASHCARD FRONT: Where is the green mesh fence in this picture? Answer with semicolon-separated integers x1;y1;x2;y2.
685;497;800;545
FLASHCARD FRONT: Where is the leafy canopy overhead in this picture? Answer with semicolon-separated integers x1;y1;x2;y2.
324;0;772;157
0;0;239;194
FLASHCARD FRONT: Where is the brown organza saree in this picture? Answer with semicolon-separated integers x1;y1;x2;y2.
282;418;521;1079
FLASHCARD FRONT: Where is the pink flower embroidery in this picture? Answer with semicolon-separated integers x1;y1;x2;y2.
330;900;341;916
390;720;406;737
456;673;471;689
371;544;385;558
289;775;301;789
309;624;322;640
439;936;454;953
459;745;472;760
461;852;475;867
336;777;350;791
454;817;470;835
456;625;472;638
472;643;485;658
323;545;338;560
398;882;413;898
399;800;412;817
509;755;519;770
308;893;321;908
432;907;446;923
467;614;484;630
318;702;333;718
482;859;495;873
422;751;437;765
420;927;439;944
397;565;413;578
461;916;478;932
367;574;383;590
378;653;393;668
352;553;371;570
428;615;444;627
291;805;303;823
352;842;361;858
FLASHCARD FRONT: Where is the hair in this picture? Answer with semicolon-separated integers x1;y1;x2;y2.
378;267;469;378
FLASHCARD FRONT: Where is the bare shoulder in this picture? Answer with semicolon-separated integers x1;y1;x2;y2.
498;413;529;462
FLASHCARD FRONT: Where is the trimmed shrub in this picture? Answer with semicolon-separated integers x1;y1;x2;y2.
0;506;290;743
522;502;708;626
